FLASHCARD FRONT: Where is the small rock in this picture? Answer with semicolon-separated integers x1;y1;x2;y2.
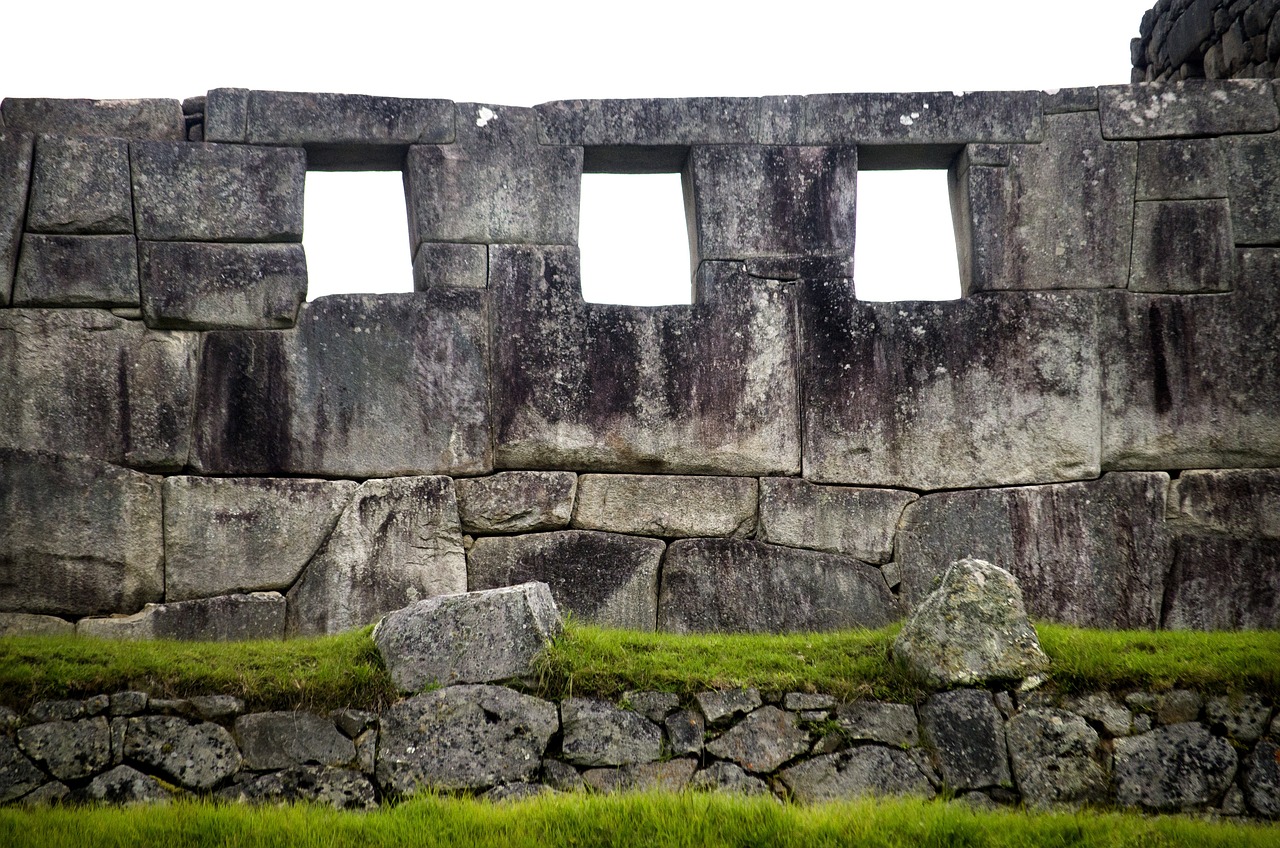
1205;694;1271;745
691;761;771;796
624;691;679;723
664;709;704;756
124;716;242;791
784;693;835;711
84;695;110;717
920;689;1011;791
1244;739;1280;818
85;765;169;804
541;759;584;792
779;747;937;802
17;718;111;781
1006;708;1107;808
147;699;192;716
581;759;697;793
188;695;245;722
561;698;662;767
696;689;762;724
1133;714;1154;734
1113;723;1237;812
835;702;919;748
1222;784;1247;817
20;781;69;805
1156;690;1203;725
483;782;551;802
1125;691;1159;713
993;692;1015;719
1065;692;1133;737
332;709;378;739
355;729;376;775
0;737;46;803
28;700;84;723
218;766;377;810
706;706;810;773
234;712;356;770
0;707;18;731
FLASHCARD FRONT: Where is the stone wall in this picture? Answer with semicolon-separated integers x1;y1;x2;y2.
1134;0;1280;80
1;80;1279;637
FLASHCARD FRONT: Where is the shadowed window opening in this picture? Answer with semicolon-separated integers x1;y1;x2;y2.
854;169;962;301
579;173;693;305
303;171;414;300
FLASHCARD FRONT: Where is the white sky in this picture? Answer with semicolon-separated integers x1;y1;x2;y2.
2;0;1154;303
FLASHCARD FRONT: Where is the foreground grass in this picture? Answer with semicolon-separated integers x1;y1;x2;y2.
1;792;1274;848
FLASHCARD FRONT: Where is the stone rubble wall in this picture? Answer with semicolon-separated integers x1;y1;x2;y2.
1134;0;1280;81
2;79;1279;636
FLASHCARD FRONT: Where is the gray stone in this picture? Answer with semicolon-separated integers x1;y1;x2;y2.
541;758;584;792
0;98;183;140
455;471;576;535
623;691;679;723
779;747;937;803
1205;694;1272;744
1042;87;1100;114
332;709;378;739
696;689;763;725
561;698;663;767
0;132;33;306
1173;469;1280;539
29;700;85;723
659;539;897;634
1113;723;1237;811
130;141;304;242
355;730;376;775
375;685;558;794
1064;693;1133;737
78;592;285;641
784;693;835;712
1225;133;1280;244
757;479;917;564
920;690;1011;791
0;449;163;616
108;692;148;717
0;707;16;731
801;90;1043;147
1006;708;1108;808
0;737;46;803
834;702;919;748
233;712;356;770
482;781;550;802
1129;199;1234;293
535;97;758;152
373;582;561;691
705;706;810;773
13;234;140;307
490;247;800;477
20;781;69;805
893;558;1049;689
1163;536;1280;629
0;312;196;469
217;766;377;810
413;242;488;290
691;761;771;795
664;709;704;756
896;473;1171;629
188;696;245;722
17;718;111;780
581;759;698;793
26;135;133;234
468;531;663;631
1099;80;1279;138
124;716;242;790
1244;740;1280;818
139;241;307;330
572;474;757;538
1156;690;1203;725
0;613;74;636
287;476;467;636
84;765;170;804
203;88;250;142
1136;138;1228;200
163;475;356;602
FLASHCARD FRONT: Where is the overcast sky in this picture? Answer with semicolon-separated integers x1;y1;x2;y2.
3;0;1154;303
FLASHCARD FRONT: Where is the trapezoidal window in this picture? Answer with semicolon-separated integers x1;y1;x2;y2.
303;171;414;300
853;168;963;301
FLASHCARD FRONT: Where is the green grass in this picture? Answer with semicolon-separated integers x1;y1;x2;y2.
1;792;1275;848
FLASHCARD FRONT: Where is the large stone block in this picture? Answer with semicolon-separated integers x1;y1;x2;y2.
468;530;664;630
0;132;33;306
1225;132;1280;245
455;471;576;535
1173;468;1280;539
139;241;308;329
572;474;758;538
123;716;241;791
1162;536;1280;629
536;97;758;151
779;747;936;802
1006;709;1107;808
193;291;491;477
896;473;1171;629
800;280;1101;489
561;698;663;767
77;592;286;641
406;104;580;248
1135;138;1227;201
233;712;355;770
1113;723;1237;811
13;234;140;306
491;246;800;476
130;141;305;242
286;476;467;636
413;242;488;290
26;135;132;234
163;476;356;601
919;689;1010;791
0;449;162;617
657;539;898;634
0;309;197;469
0;98;184;140
757;479;917;564
1128;199;1234;293
1099;80;1279;139
802;90;1043;150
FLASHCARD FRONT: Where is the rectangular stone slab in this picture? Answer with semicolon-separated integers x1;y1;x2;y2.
1162;536;1280;629
1172;468;1280;539
0;98;184;140
139;241;308;329
1098;80;1279;139
1135;138;1227;201
0;132;33;306
77;592;285;640
535;97;759;149
1128;199;1234;293
801;90;1044;146
1224;132;1280;245
13;234;140;307
26;135;133;234
571;474;758;538
757;479;917;564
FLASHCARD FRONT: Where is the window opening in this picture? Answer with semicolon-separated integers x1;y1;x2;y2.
302;171;414;300
853;169;962;301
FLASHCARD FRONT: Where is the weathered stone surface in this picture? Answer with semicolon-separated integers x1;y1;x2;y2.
109;693;148;717
1136;138;1228;201
0;738;46;803
287;476;467;636
625;692;679;723
0;613;73;636
124;716;241;790
1244;740;1280;818
802;90;1043;147
696;690;763;725
572;474;757;538
0;99;183;140
893;558;1049;688
920;690;1011;791
13;234;139;307
26;135;132;234
1225;133;1280;244
664;709;704;756
535;97;757;154
455;471;576;535
28;701;85;723
406;104;579;248
481;781;551;802
373;582;561;691
541;758;584;792
1099;80;1279;138
1064;693;1133;737
218;766;377;809
1042;87;1099;114
130;141;305;242
84;765;170;804
785;693;835;712
468;531;663;630
163;475;355;601
78;592;286;641
233;712;355;770
1174;469;1280;539
1205;694;1272;745
1006;709;1108;808
375;685;558;793
1156;690;1205;726
896;473;1171;629
658;539;898;634
188;696;244;722
413;242;487;290
0;311;196;469
331;709;377;739
1163;535;1280;629
0;132;33;306
139;241;307;330
581;759;698;793
491;247;800;476
0;449;162;616
1129;199;1233;293
1113;723;1237;811
780;747;937;803
561;698;663;767
20;781;68;806
16;719;110;781
691;761;770;795
758;479;916;564
834;702;919;748
705;706;809;773
193;291;490;477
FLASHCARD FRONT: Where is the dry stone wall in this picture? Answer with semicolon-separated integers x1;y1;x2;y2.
1;79;1279;637
1134;0;1280;81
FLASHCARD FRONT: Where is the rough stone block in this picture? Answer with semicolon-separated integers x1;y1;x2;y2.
26;135;132;234
1042;87;1099;114
695;689;762;724
757;479;917;564
0;613;74;637
193;291;491;477
84;765;169;804
896;473;1171;629
0;310;197;469
217;766;376;809
0;132;33;306
800;280;1101;489
1006;709;1107;808
139;241;308;329
1225;132;1280;244
920;689;1010;791
13;234;140;306
413;242;487;290
0;738;46;803
779;747;936;802
468;531;664;630
286;476;467;636
705;706;810;773
1244;740;1280;818
561;698;663;767
801;90;1043;147
0;449;162;617
1173;468;1280;538
123;716;241;791
1162;536;1280;629
581;759;698;793
455;471;577;535
1113;723;1237;811
233;712;356;770
657;539;898;634
163;476;356;601
405;104;580;248
572;474;757;538
691;761;770;795
0;98;184;140
834;702;919;748
491;246;800;476
77;592;286;641
17;718;111;780
1135;138;1228;200
1099;80;1279;138
203;88;250;143
130;141;305;242
1128;199;1234;292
